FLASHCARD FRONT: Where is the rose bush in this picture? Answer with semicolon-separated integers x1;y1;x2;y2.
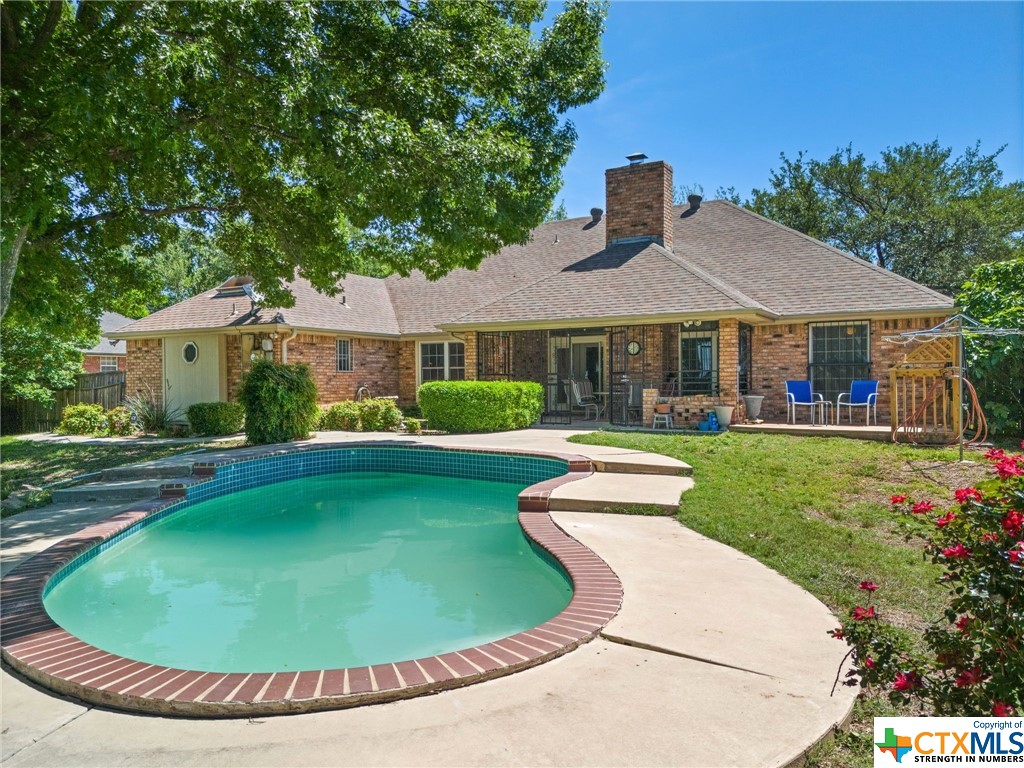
832;443;1023;716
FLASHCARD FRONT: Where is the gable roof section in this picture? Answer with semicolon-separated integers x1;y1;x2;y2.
674;202;953;316
445;240;776;328
110;275;400;338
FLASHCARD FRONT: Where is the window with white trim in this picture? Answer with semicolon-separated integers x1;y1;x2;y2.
99;356;118;372
336;339;353;372
419;341;465;383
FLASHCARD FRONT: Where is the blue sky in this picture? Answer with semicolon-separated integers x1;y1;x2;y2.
550;1;1023;217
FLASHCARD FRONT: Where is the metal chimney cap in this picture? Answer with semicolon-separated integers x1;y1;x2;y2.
687;194;703;210
590;207;603;221
625;152;648;165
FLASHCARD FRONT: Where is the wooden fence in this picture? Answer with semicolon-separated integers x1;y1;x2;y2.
1;371;126;434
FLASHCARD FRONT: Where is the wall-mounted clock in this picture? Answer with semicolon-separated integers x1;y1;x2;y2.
626;341;642;356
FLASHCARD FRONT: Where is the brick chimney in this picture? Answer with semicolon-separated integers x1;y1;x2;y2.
604;156;673;250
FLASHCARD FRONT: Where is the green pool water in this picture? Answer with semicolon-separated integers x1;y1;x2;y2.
43;472;572;673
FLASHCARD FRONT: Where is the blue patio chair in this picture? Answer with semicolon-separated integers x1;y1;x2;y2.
837;380;879;425
785;380;828;424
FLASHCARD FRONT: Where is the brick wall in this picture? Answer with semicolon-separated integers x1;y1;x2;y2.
125;339;163;406
605;160;674;250
81;355;126;374
398;341;417;406
285;334;400;404
751;316;949;422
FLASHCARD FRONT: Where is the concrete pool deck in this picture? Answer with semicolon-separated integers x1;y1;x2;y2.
1;430;857;766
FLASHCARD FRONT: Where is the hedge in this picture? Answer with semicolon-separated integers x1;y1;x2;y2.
417;380;543;433
237;360;319;444
186;402;244;436
318;398;402;432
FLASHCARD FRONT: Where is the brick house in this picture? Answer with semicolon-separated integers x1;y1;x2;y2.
108;157;953;426
81;312;132;374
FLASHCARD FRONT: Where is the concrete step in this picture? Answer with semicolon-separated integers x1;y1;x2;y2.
101;460;196;481
548;472;693;515
51;478;170;504
589;455;691;476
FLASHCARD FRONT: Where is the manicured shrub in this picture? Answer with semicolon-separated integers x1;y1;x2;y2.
237;360;319;444
417;380;543;433
357;398;403;432
186;402;244;436
404;417;423;434
320;401;362;431
104;406;138;436
832;443;1024;716
55;403;107;435
318;398;403;432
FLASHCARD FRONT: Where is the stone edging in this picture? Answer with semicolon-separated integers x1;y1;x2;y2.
0;443;622;717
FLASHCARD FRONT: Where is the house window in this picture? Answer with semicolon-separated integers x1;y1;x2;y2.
182;341;199;364
99;356;118;372
808;321;870;404
420;341;465;383
678;321;719;395
336;339;353;372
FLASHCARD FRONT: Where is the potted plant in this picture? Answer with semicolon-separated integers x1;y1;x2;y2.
654;397;672;415
712;402;735;427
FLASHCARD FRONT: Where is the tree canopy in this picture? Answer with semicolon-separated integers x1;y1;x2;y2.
958;259;1024;437
1;0;606;401
740;142;1024;295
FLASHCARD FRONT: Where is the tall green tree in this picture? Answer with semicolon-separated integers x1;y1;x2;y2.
742;142;1024;294
958;259;1024;437
1;0;606;395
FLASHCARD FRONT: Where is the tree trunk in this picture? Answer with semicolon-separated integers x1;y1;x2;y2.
0;224;28;322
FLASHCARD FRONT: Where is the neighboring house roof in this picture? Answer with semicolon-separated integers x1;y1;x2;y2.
111;200;953;339
87;312;133;355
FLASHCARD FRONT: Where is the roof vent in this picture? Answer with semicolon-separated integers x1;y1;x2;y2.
625;152;648;166
590;207;603;222
687;194;702;210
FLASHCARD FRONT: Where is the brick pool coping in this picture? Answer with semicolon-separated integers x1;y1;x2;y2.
0;442;622;717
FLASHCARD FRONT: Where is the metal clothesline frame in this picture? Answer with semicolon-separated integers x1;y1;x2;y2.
883;313;1024;459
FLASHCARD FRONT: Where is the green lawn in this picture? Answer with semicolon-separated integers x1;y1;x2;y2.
568;430;990;767
0;436;241;512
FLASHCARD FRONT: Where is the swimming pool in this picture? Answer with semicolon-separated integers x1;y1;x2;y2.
2;444;622;716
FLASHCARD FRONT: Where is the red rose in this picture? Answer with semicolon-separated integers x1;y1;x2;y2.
995;458;1024;479
1009;543;1024;563
942;543;972;559
954;487;982;504
893;671;922;691
829;627;844;640
936;512;956;528
981;533;1000;543
912;501;935;514
955;615;974;634
954;666;985;687
890;494;908;505
858;581;880;592
852;605;876;621
993;701;1018;717
985;448;1007;461
1002;511;1024;536
864;656;875;669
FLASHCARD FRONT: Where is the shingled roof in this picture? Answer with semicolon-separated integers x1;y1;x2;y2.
111;198;952;339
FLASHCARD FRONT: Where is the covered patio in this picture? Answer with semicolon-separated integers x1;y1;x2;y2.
474;321;750;429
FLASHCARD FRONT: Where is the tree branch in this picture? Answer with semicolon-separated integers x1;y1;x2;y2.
32;205;223;248
1;224;30;322
1;4;20;53
29;1;63;60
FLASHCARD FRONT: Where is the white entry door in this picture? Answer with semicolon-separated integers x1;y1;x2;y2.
163;334;225;416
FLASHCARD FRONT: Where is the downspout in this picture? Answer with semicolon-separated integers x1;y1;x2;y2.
280;328;299;363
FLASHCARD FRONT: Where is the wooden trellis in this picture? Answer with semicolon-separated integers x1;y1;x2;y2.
888;337;961;442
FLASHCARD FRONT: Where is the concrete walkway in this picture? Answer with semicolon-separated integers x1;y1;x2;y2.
1;430;856;766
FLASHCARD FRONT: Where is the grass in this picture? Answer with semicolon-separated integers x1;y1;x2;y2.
0;435;243;514
568;430;990;768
